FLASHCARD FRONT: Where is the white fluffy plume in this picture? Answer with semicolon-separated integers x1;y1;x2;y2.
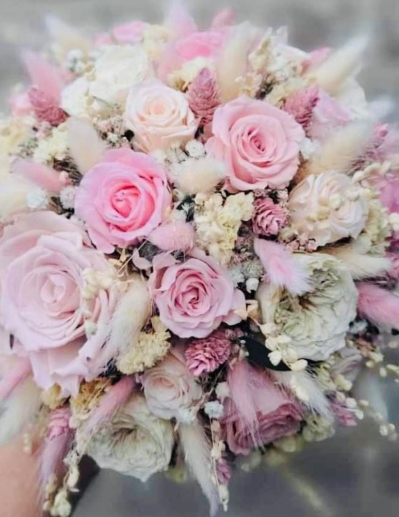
67;117;106;174
45;15;91;59
306;36;369;96
0;377;41;446
179;421;219;517
273;370;333;422
325;238;391;280
305;121;373;176
107;275;152;358
216;23;251;102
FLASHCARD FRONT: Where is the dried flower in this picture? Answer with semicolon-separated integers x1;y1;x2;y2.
186;67;221;127
117;317;171;375
185;329;233;376
252;197;287;237
28;86;67;126
283;85;320;132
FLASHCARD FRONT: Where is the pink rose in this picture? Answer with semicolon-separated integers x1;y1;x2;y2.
95;21;147;46
142;347;203;422
308;90;350;142
252;197;287;237
206;97;305;191
157;31;225;82
124;81;198;152
149;250;246;339
0;211;118;395
222;363;302;455
75;148;171;254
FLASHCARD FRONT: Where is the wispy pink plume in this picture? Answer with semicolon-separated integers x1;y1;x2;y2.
254;238;310;295
84;376;135;435
211;8;235;29
22;50;63;101
13;158;64;193
179;421;219;517
283;85;320;132
227;359;258;427
165;0;198;38
357;282;399;330
147;221;195;252
186;67;221;127
40;407;73;493
360;123;399;165
0;357;31;401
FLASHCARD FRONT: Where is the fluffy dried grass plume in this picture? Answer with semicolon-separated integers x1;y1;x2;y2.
176;157;226;195
305;36;369;96
303;121;373;178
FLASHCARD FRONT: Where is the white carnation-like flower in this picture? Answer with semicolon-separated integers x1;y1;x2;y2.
89;45;152;105
87;395;174;482
288;171;369;247
257;253;358;361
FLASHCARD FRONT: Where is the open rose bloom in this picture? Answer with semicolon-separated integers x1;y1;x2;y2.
1;4;399;517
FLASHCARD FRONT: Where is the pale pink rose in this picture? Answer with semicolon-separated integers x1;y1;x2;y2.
124;81;198;152
0;211;118;395
149;250;246;339
157;30;225;82
206;96;305;192
222;363;302;455
369;169;399;214
252;197;288;237
74;148;171;254
95;21;148;46
9;91;33;117
308;90;350;142
142;347;203;422
288;171;369;247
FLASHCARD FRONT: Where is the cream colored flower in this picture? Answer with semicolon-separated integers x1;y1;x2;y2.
194;192;254;265
288;171;369;247
87;394;174;482
33;123;68;164
117;317;171;375
169;57;213;91
257;253;358;361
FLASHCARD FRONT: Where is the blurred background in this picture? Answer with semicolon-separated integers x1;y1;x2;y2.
1;0;399;515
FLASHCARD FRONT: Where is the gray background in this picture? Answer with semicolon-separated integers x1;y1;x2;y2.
1;0;399;515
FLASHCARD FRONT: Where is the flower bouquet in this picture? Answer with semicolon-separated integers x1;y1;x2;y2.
1;2;399;516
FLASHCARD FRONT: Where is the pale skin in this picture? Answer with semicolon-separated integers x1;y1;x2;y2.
0;437;41;517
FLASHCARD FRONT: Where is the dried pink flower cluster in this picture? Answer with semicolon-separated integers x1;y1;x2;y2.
185;329;234;376
186;68;221;127
252;197;288;236
28;86;67;126
283;85;320;132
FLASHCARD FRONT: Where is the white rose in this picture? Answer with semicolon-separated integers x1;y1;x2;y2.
142;347;203;422
89;45;152;105
257;253;358;361
124;80;198;152
288;171;369;247
87;394;174;482
61;77;91;119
